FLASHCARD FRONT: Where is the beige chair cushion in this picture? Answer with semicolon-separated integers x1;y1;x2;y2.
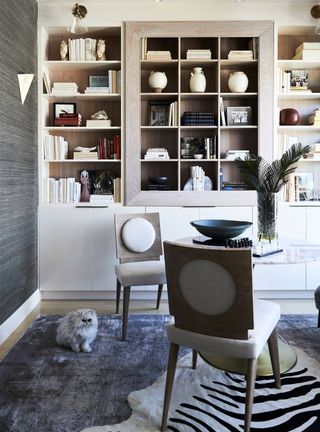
115;260;166;287
121;218;156;253
167;299;280;359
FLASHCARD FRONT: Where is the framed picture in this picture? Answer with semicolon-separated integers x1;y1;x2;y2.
227;106;252;126
54;102;76;119
295;172;314;201
149;101;170;126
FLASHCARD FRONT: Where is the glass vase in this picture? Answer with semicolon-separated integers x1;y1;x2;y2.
257;192;278;244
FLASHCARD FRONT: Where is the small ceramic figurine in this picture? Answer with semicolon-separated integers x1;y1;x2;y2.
60;39;69;61
80;170;90;202
91;110;108;120
96;39;106;61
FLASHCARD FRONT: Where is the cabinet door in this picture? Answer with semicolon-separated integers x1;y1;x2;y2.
39;206;92;291
92;206;145;291
306;207;320;291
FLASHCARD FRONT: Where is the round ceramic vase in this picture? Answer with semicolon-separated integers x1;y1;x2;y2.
148;71;168;93
189;67;206;93
228;71;249;93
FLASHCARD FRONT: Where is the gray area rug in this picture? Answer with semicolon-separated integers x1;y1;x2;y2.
0;314;319;432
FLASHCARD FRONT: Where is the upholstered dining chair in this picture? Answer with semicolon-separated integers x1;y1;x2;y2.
161;241;281;432
114;212;166;341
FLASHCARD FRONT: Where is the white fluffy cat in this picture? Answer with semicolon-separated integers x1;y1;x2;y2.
56;309;98;353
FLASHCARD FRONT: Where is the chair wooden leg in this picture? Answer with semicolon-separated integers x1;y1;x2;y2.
156;284;163;309
244;358;257;432
161;343;180;432
268;328;281;389
192;349;198;369
122;286;131;341
116;279;121;314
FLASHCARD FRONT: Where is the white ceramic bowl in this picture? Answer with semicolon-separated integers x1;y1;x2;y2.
194;154;204;159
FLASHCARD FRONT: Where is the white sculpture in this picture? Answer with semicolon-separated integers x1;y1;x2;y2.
91;110;108;120
60;40;69;61
96;39;106;61
74;146;97;152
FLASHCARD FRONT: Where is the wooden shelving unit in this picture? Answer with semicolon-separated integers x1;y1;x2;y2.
40;26;122;204
124;21;274;206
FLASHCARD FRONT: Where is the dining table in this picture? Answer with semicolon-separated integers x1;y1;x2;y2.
175;235;320;376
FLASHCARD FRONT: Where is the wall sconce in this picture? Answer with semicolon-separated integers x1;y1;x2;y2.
311;4;320;34
68;3;88;34
17;74;34;104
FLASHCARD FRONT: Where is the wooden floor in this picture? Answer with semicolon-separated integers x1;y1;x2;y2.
0;298;316;360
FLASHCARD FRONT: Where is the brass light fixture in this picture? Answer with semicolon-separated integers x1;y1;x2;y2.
68;3;88;34
311;4;320;34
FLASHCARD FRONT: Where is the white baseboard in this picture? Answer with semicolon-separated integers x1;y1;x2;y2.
0;290;41;345
40;290;169;301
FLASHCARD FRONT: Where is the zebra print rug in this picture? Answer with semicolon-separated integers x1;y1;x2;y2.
82;346;320;432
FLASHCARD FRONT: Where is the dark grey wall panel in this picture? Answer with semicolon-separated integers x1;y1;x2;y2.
0;0;38;325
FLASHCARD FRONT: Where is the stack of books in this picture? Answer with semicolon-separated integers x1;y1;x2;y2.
186;49;211;60
86;119;111;127
144;148;170;160
73;150;98;160
51;82;79;95
225;149;250;161
292;42;320;60
222;181;247;191
90;194;114;205
308;108;320;126
54;112;82;127
43;135;68;160
146;51;172;60
303;143;320;160
84;71;121;94
181;111;215;126
228;50;253;60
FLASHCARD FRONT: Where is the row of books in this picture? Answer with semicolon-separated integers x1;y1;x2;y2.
84;71;121;94
186;49;211;60
276;135;299;158
292;42;320;60
43;135;68;160
98;135;121;159
277;69;310;94
228;50;253;60
308;108;320;126
43;177;81;203
222;182;247;191
67;38;98;61
181;111;215;126
180;136;217;159
191;166;206;191
303;143;320;160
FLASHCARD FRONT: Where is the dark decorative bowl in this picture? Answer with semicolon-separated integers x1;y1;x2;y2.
280;108;299;126
149;176;168;185
190;219;252;240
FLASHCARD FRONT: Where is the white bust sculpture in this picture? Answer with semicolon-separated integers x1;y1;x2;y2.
60;40;68;61
96;39;106;61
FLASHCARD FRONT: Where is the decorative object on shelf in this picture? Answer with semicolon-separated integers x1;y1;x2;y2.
96;39;106;61
226;237;253;248
183;167;213;191
86;110;111;127
308;108;320;126
149;176;168;185
144;148;170;160
80;170;90;202
194;154;203;159
191;219;252;244
227;71;248;93
73;146;98;161
189;67;206;93
227;106;252;126
280;108;299;126
17;74;34;104
226;149;250;161
60;40;69;60
311;4;320;34
186;49;211;60
88;170;114;195
228;50;253;60
54;102;76;119
235;143;311;244
148;71;168;93
149;100;171;125
68;3;88;35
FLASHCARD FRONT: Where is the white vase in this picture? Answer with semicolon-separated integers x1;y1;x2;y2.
148;71;168;93
228;71;249;93
189;67;206;93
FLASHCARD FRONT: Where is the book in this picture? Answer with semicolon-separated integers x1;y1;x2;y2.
86;119;111;127
292;50;320;60
73;152;98;160
295;42;320;54
43;69;51;94
54;117;81;126
219;97;226;126
89;75;109;87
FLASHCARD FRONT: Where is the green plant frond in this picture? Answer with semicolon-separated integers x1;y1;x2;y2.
235;155;262;191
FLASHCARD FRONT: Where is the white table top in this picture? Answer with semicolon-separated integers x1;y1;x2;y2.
175;236;320;265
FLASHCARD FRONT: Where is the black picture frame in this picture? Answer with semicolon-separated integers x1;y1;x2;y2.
227;106;252;126
53;102;77;119
149;101;170;126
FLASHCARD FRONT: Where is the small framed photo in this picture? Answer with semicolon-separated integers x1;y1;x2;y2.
227;106;252;126
54;102;76;119
149;101;170;126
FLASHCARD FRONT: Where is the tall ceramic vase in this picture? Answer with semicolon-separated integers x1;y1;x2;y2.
228;71;249;93
189;67;206;93
257;192;278;244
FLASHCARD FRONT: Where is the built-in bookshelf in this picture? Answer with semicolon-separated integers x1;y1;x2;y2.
277;27;320;203
40;26;122;205
124;21;274;206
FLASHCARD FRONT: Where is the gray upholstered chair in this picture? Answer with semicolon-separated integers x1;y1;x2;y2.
161;241;281;432
315;286;320;327
114;212;166;340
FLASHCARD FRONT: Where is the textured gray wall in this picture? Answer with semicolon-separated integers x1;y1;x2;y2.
0;0;38;325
